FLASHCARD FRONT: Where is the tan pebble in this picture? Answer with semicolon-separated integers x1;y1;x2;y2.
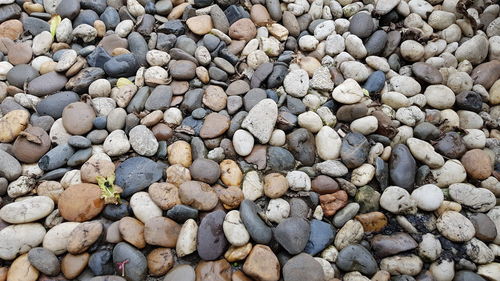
0;109;29;143
435;200;462;216
7;253;39;281
65;57;86;77
168;140;192;167
168;3;189;19
166;164;191;186
224;243;252;262
94;20;106;37
140;110;163;127
220;159;243;187
119;216;146;249
37;181;64;203
61;253;89;280
51;42;71;52
40;61;58;74
0;20;23;40
23;2;44;14
111;47;130;56
196;66;209;84
186;15;213;35
147;248;174;276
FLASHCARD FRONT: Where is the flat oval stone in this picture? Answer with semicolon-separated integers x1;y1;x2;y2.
27;71;68;97
0;196;54;224
36;91;79;119
371;232;418;258
12;126;51;163
412;62;443;84
0;223;46;260
197;210;228;261
336;244;378;276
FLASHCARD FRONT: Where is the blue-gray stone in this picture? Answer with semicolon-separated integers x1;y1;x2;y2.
6;64;39;89
363;70;385;93
115;157;164;197
66;67;106;94
80;0;107;14
239;200;272;244
89;250;114;276
87;46;112;68
67;148;92;166
73;9;99;27
224;5;248;25
36;91;80;119
39;168;72;181
38;144;76;171
103;200;130;221
100;7;120;30
390;144;416;191
365;30;388;56
0;3;21;23
55;0;80;20
0;149;22;181
128;32;148;66
267;146;295;171
93;116;107;129
156;33;177;52
304;219;335;255
103;53;139;78
22;16;49;36
68;136;92;148
267;64;288;88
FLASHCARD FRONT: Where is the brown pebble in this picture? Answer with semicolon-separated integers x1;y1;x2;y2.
147;248;174;276
355;212;388;232
461;149;492;180
61;253;89;280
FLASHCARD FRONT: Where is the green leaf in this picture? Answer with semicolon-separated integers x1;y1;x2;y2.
50;15;61;38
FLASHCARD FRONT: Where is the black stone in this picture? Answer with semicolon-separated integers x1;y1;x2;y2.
80;0;107;14
103;201;131;221
166;204;199;223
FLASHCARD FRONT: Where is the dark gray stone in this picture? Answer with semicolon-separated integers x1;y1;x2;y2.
115;157;164;197
336;244;378;276
28;247;60;276
145;85;172;111
274;217;310;255
56;0;80;20
267;146;295;171
167;204;199;223
340;132;370;169
240;200;272;244
390;144;416;191
128;32;148;66
38;144;76;171
112;243;147;281
197;210;228;261
6;64;39;89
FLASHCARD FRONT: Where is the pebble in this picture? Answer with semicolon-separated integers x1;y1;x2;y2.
0;196;54;224
436;211;476;242
0;223;46;260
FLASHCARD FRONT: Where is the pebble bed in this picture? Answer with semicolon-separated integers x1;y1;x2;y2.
0;0;499;280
